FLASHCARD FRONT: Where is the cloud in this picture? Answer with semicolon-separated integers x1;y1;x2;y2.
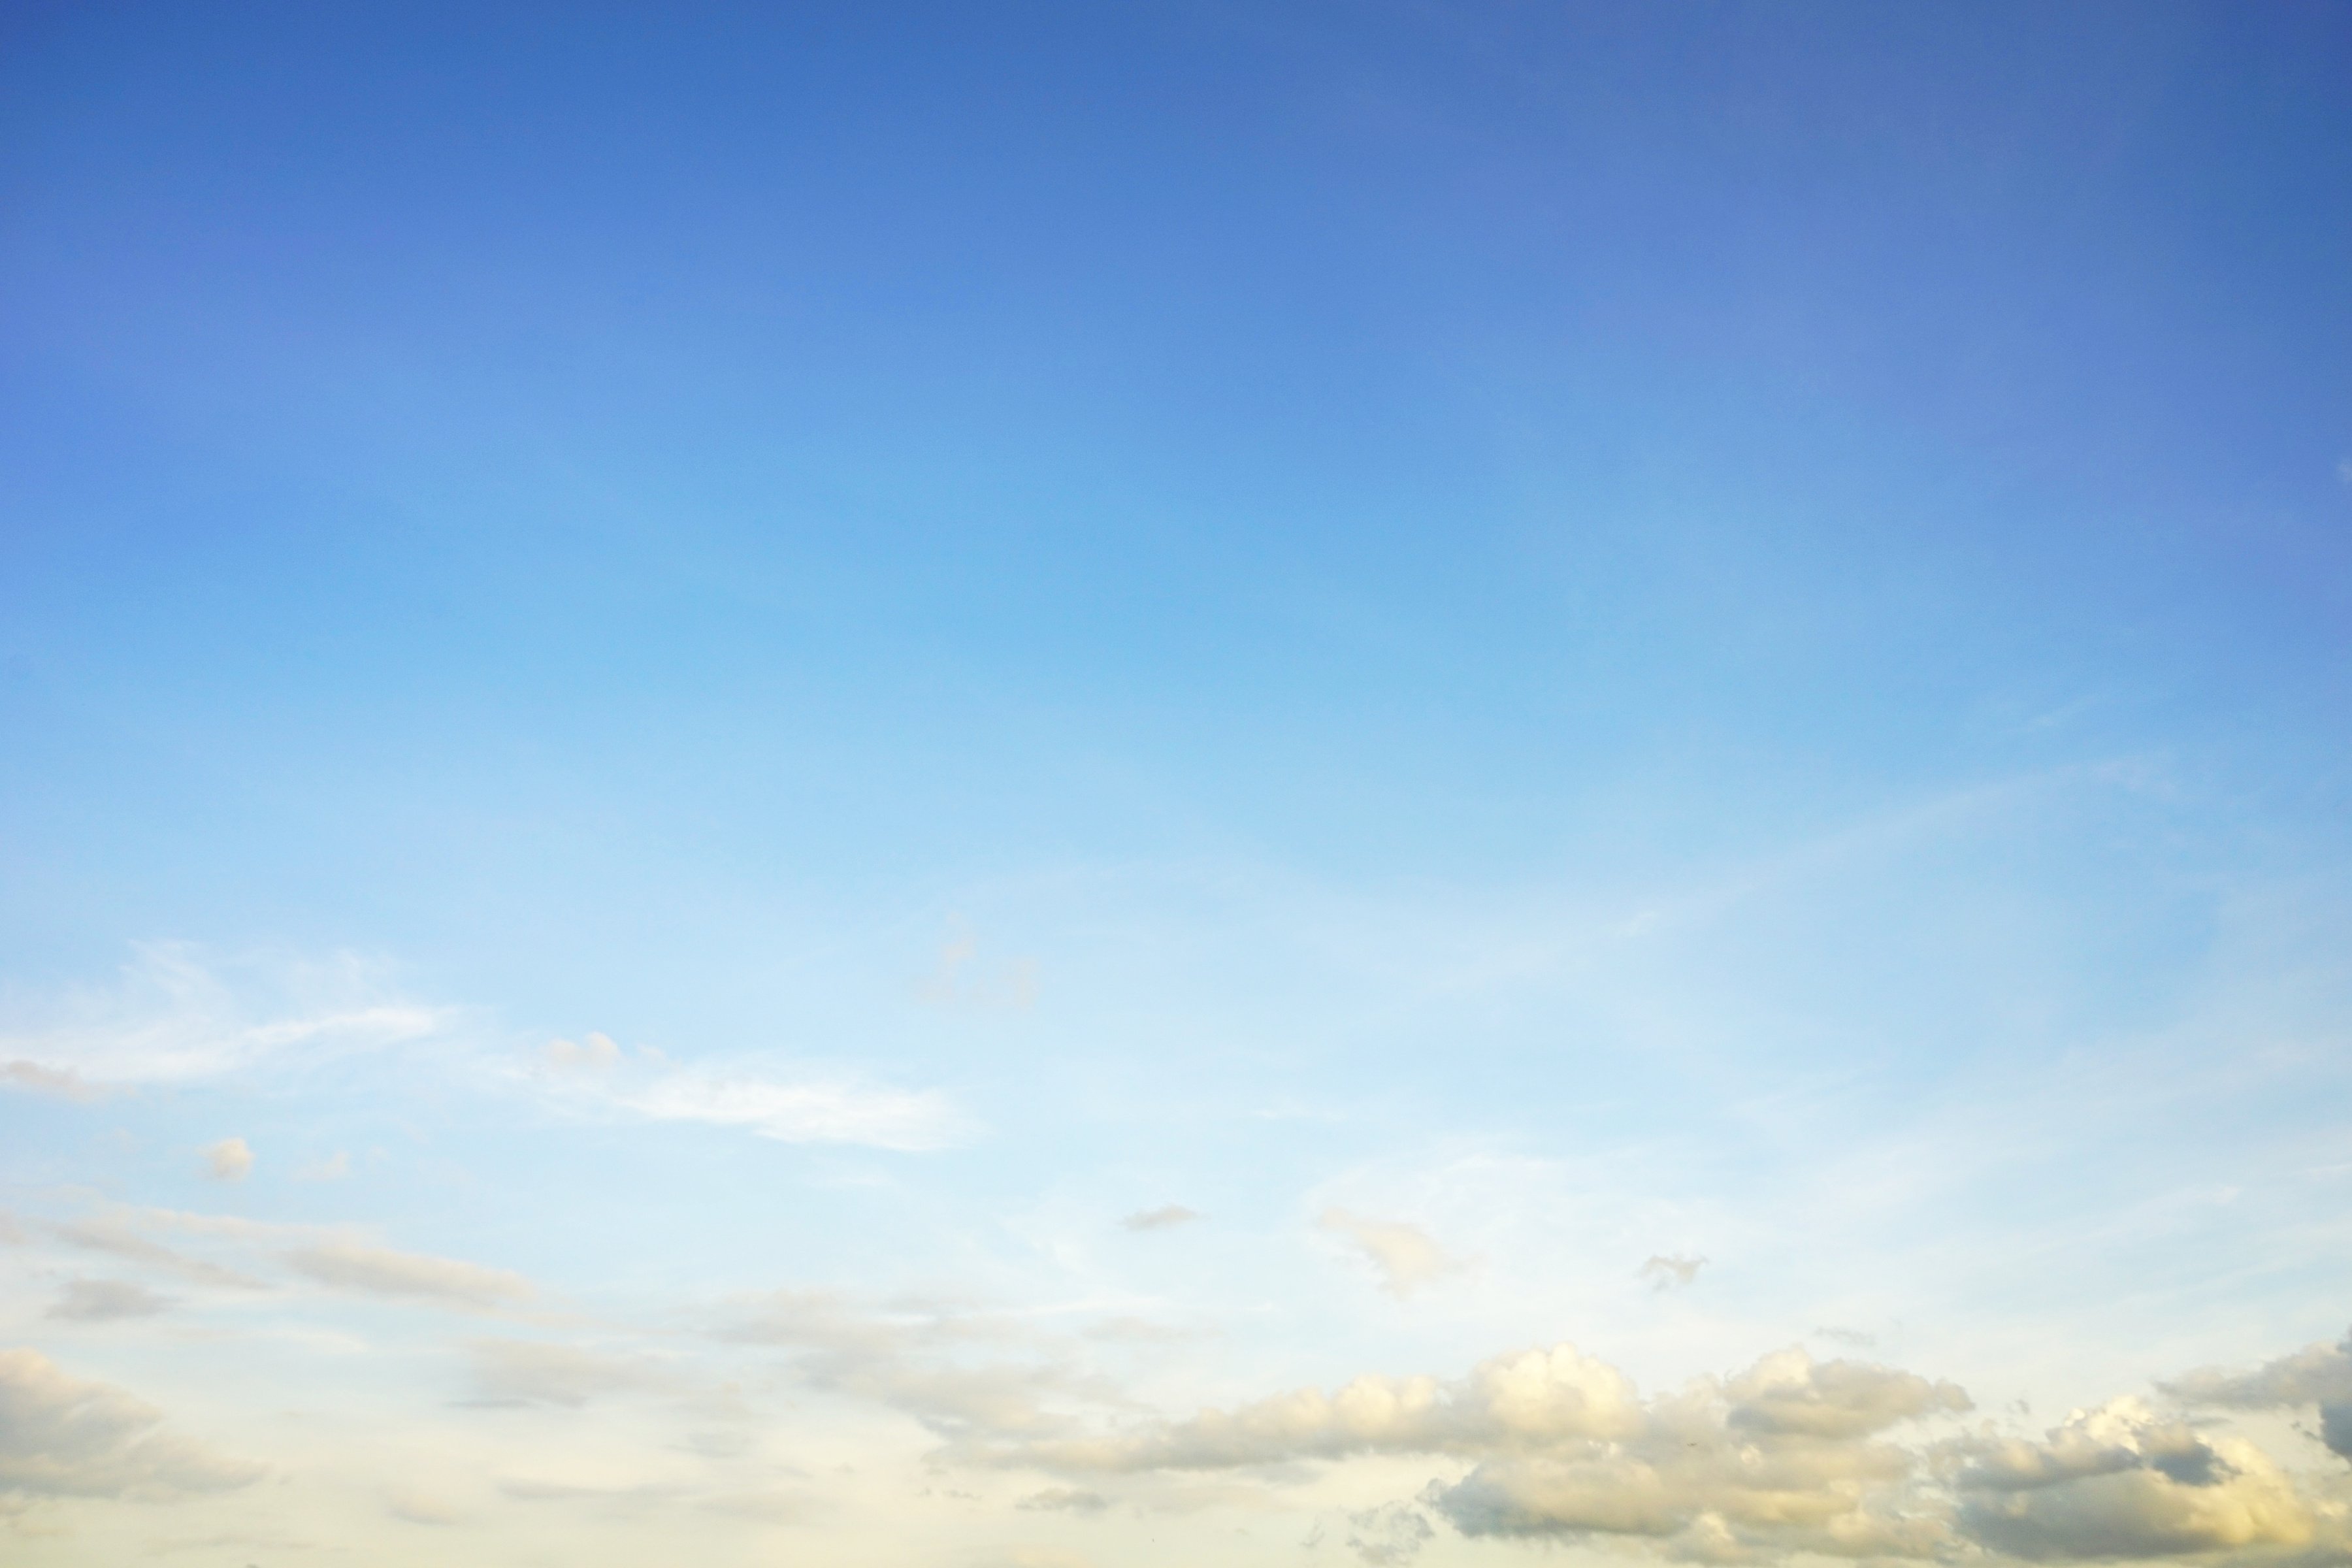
2164;1329;2352;1460
546;1032;620;1070
0;1348;261;1500
465;1339;680;1408
1019;1486;1109;1514
201;1137;253;1181
1349;1501;1435;1565
296;1151;351;1182
0;943;444;1089
1318;1209;1460;1297
615;1070;965;1149
47;1279;174;1322
1640;1254;1707;1290
53;1217;265;1291
1121;1205;1200;1232
0;1059;103;1101
538;1056;969;1151
287;1241;532;1310
997;1342;1987;1562
1955;1399;2313;1559
1725;1348;1969;1439
915;917;1038;1011
1010;1341;1644;1471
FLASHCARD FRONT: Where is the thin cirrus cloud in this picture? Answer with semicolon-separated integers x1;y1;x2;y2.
1120;1205;1200;1232
0;946;970;1155
0;943;445;1090
536;1040;969;1151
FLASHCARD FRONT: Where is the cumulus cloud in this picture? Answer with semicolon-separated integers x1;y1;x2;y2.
1349;1501;1435;1565
994;1342;1982;1562
0;1348;261;1501
1955;1399;2313;1559
287;1241;532;1310
1641;1254;1707;1290
201;1137;253;1181
1010;1341;1644;1471
2165;1329;2352;1460
1121;1205;1200;1232
47;1279;173;1322
1318;1209;1458;1297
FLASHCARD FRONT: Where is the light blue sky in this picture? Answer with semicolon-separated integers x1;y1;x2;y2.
3;4;2350;1564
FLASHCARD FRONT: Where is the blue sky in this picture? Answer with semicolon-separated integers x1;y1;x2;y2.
3;3;2351;1565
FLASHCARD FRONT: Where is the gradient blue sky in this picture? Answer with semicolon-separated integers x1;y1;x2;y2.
4;4;2351;1565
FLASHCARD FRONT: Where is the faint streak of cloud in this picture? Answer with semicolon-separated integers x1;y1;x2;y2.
1121;1205;1200;1232
287;1241;533;1310
48;1278;174;1322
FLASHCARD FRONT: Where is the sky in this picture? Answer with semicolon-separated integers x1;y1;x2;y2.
3;1;2351;1564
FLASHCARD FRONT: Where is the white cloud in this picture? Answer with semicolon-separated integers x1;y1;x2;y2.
1318;1209;1459;1297
201;1137;253;1181
568;1064;968;1150
0;943;444;1089
287;1241;533;1310
0;1348;261;1500
296;1151;351;1182
1121;1205;1200;1232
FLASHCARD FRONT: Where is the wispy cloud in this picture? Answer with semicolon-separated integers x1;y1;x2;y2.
529;1036;970;1151
47;1278;174;1322
1120;1205;1200;1232
286;1241;534;1311
0;943;445;1089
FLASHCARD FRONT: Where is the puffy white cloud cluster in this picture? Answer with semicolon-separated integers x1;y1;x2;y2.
987;1331;2352;1565
1952;1398;2317;1560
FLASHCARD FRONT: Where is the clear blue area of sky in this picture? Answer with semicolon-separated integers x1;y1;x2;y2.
3;1;2349;1364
